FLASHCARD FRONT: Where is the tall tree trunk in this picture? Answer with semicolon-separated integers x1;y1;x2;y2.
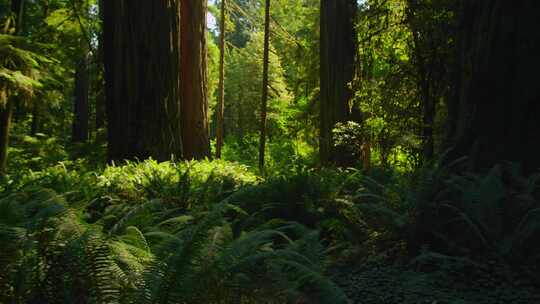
30;0;50;136
30;102;39;136
450;1;540;174
319;0;357;166
258;0;270;174
95;79;106;130
11;0;24;31
0;0;24;175
0;100;13;175
72;43;90;143
103;1;183;162
180;0;210;160
215;0;226;159
10;0;25;124
95;0;106;131
407;0;438;163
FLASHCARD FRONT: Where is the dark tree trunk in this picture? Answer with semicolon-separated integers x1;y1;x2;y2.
72;48;90;143
10;0;25;124
320;0;357;166
95;80;106;130
180;0;211;160
215;0;226;159
0;0;24;174
450;1;540;174
30;102;39;136
258;0;270;174
95;0;106;131
11;0;24;34
30;0;49;137
0;100;13;175
103;1;183;162
407;0;450;163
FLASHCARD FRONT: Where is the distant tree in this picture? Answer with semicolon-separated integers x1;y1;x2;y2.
223;31;290;140
102;1;183;162
258;0;270;173
180;0;211;160
406;0;456;163
72;38;89;143
319;0;357;166
30;0;50;136
215;0;226;159
0;0;24;174
95;0;105;131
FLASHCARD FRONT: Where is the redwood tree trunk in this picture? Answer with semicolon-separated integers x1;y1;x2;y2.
320;0;357;166
103;1;183;162
450;1;540;174
180;0;211;160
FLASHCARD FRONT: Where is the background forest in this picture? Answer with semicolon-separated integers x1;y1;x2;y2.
1;0;540;303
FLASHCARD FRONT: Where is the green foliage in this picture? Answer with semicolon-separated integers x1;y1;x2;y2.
7;133;68;170
353;0;423;168
224;31;291;137
221;134;317;175
0;34;53;100
418;164;540;264
0;187;119;303
0;159;349;304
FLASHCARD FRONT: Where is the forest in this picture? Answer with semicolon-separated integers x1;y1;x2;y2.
1;0;540;303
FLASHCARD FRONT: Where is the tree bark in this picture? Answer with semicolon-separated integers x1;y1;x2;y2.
180;0;211;160
450;1;540;174
215;0;226;159
103;1;183;162
258;0;271;174
320;0;357;166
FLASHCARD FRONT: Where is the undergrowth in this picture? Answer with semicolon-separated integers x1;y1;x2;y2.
1;154;540;303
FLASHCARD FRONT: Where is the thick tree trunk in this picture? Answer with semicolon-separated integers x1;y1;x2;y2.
180;0;211;160
215;0;226;159
258;0;270;174
320;0;357;166
103;1;183;162
450;1;540;174
72;49;90;142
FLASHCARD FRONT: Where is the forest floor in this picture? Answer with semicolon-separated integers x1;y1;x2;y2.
3;139;540;303
332;256;540;304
